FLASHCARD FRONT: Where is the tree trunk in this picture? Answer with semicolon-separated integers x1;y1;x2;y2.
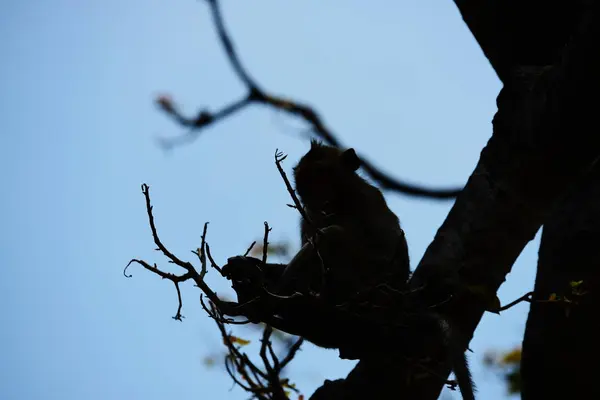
522;163;600;399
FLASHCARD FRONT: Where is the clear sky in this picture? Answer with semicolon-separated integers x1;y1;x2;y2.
1;1;535;399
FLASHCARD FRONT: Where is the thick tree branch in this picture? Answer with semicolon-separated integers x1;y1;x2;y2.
521;164;600;399
452;0;510;81
314;5;600;399
451;1;589;82
408;6;600;399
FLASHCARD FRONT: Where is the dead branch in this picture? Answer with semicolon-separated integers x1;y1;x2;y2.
244;241;257;257
274;150;312;225
127;183;250;319
129;182;307;399
262;222;271;265
209;303;303;400
489;291;534;314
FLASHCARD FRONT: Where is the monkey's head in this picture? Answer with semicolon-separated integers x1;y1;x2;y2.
293;140;362;210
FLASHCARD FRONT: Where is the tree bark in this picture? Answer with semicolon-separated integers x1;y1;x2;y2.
310;3;600;399
521;163;600;399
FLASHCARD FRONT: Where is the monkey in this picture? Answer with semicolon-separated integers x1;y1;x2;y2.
222;141;475;399
224;141;409;348
280;140;411;300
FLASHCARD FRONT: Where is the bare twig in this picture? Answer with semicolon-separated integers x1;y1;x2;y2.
130;184;251;319
262;222;271;265
490;291;534;313
205;243;223;275
208;302;298;400
279;338;304;370
274;150;312;225
141;184;195;272
190;222;210;280
172;281;185;321
124;258;192;319
259;326;275;375
244;241;257;257
200;295;251;325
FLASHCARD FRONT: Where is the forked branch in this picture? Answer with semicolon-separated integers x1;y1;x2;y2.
154;0;462;200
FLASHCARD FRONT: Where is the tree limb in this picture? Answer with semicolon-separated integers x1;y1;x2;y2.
155;0;463;200
313;4;600;399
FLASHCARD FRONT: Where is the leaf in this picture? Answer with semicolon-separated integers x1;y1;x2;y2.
227;335;251;346
156;94;176;113
202;356;216;367
501;347;522;365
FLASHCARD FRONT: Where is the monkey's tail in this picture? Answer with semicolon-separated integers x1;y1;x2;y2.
453;349;476;400
437;316;476;400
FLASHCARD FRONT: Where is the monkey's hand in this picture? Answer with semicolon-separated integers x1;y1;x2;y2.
222;256;267;322
222;256;289;323
222;256;264;284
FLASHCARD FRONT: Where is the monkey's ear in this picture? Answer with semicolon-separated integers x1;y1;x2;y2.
341;148;360;171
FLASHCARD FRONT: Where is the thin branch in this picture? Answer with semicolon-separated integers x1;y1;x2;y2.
124;259;192;282
267;338;280;372
279;338;304;370
133;184;251;319
205;243;224;275
209;302;295;400
191;222;209;280
274;150;312;224
259;326;275;375
172;281;185;321
141;184;195;272
124;259;191;319
244;241;257;257
155;0;463;200
157;95;252;150
206;0;260;91
200;294;251;325
262;222;271;265
489;291;534;314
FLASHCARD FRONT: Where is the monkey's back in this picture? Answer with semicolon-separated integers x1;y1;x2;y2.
300;181;410;304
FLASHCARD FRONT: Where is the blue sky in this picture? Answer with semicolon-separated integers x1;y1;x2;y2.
1;1;536;399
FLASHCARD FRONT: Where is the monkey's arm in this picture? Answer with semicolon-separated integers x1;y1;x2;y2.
275;224;360;297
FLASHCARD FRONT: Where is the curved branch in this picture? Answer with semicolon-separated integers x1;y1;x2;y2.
155;0;463;200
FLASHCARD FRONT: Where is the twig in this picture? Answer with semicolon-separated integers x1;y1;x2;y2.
262;222;271;265
244;241;257;257
141;184;194;272
190;222;209;280
279;338;304;370
130;183;306;398
490;291;534;313
172;281;185;321
124;259;191;319
200;294;251;325
274;150;312;224
210;302;295;400
205;243;223;274
259;326;275;375
130;184;250;319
